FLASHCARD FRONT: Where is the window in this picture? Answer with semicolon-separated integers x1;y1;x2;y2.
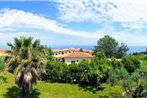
71;61;75;63
62;52;64;55
77;60;79;62
61;58;65;62
56;53;57;55
83;59;85;61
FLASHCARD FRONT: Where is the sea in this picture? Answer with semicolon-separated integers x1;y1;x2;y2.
0;45;147;54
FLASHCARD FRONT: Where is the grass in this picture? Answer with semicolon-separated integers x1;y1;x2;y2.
0;72;123;98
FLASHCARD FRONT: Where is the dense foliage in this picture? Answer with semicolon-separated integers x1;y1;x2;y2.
45;51;147;97
121;55;140;74
0;57;4;72
93;35;129;58
108;54;147;97
45;58;111;88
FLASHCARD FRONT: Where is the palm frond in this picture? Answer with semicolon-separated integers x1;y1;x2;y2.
14;37;22;50
33;39;40;49
7;43;14;49
23;37;33;47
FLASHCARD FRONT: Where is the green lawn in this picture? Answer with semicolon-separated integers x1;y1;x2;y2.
0;72;123;98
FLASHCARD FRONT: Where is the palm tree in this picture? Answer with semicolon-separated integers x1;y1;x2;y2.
5;37;47;98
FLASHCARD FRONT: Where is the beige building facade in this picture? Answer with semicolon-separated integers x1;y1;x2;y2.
53;48;93;64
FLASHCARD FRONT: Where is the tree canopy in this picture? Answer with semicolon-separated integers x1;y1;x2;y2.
93;35;129;58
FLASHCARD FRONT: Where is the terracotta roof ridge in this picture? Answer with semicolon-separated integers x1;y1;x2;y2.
63;51;92;58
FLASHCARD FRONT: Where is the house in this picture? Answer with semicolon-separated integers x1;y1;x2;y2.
61;52;92;64
53;48;93;64
0;49;8;56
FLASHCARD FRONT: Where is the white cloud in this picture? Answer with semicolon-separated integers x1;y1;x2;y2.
56;0;147;29
108;0;147;29
0;8;147;47
0;9;96;38
0;8;99;47
56;0;111;23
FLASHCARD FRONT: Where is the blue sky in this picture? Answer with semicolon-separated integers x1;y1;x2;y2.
0;0;147;48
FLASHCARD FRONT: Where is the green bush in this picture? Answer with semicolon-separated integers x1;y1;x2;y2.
94;51;106;59
110;57;123;69
121;55;140;74
45;61;67;82
144;56;147;60
108;68;129;86
77;60;101;86
90;57;111;82
45;59;108;87
65;63;79;83
0;57;4;72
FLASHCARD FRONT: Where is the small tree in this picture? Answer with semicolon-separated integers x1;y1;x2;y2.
79;48;83;52
122;69;147;98
5;37;47;98
108;68;129;86
108;66;147;97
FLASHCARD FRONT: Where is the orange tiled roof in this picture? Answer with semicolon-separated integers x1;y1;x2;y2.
0;49;7;56
63;52;92;58
53;48;93;53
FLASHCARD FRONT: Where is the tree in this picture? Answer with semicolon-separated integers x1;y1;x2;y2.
116;43;129;58
79;48;83;52
93;35;129;58
40;45;53;60
95;51;106;59
5;37;47;98
121;55;140;74
108;65;147;97
122;69;147;98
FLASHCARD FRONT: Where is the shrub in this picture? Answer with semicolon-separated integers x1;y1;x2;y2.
94;51;106;59
110;57;123;69
108;68;129;86
144;56;147;60
77;60;101;86
65;63;79;83
45;60;105;87
90;57;111;82
0;57;4;72
121;55;140;74
45;61;67;82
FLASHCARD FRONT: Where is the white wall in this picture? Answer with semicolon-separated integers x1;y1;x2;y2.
65;58;91;64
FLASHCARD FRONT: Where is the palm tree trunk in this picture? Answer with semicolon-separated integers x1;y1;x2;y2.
22;86;29;98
